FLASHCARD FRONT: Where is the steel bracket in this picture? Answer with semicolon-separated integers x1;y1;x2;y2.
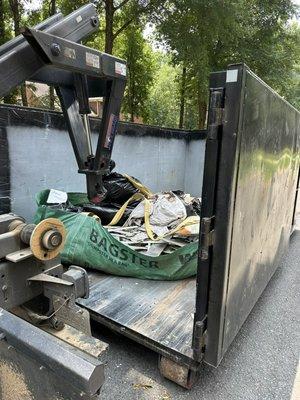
200;217;215;261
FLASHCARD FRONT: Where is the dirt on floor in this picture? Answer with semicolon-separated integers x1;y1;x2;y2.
0;361;33;400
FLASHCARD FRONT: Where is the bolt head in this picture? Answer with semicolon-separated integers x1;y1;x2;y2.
90;16;99;27
50;43;61;56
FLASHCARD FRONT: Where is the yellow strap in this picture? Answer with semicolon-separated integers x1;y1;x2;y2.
143;197;155;240
108;175;199;240
81;191;199;240
110;193;199;239
108;194;156;239
108;175;153;226
123;174;153;198
166;216;200;237
146;215;200;242
108;193;146;226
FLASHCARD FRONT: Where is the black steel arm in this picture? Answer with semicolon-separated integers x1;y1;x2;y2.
0;4;99;98
0;5;127;203
0;13;63;57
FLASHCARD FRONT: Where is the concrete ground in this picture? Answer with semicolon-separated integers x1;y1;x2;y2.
92;220;300;399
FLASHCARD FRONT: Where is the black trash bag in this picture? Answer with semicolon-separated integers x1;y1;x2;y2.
83;202;139;226
102;172;139;205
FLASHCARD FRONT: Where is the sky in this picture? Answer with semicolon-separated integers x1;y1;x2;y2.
25;0;41;11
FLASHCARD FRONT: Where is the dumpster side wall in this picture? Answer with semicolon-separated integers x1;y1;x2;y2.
222;69;300;354
0;105;206;221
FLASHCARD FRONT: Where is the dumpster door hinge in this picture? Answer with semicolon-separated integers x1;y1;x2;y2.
200;217;215;261
192;320;206;361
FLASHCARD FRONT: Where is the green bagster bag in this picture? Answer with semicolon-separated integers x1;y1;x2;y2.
34;190;198;280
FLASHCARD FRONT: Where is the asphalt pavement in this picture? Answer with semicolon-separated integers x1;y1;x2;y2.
93;226;300;400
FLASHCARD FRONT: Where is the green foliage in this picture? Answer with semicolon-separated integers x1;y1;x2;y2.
0;0;24;104
267;22;300;109
145;55;180;128
0;0;12;45
0;0;299;123
117;24;156;122
286;61;300;110
154;0;300;128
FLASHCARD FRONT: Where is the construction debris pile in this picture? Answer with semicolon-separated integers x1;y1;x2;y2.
46;171;201;258
36;172;201;279
107;191;201;256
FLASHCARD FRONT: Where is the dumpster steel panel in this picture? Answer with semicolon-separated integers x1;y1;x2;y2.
204;64;300;366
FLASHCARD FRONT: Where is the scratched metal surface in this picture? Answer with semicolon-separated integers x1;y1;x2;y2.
222;69;300;354
79;273;196;360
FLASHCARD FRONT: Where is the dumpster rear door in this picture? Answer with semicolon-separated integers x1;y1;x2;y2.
198;64;300;367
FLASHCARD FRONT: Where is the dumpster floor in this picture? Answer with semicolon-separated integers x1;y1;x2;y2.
78;273;195;362
86;230;299;400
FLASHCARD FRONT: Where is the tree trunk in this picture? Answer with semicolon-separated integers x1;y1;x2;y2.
129;66;135;122
50;0;56;15
179;65;187;129
130;109;134;122
20;85;28;107
9;0;28;107
0;0;18;104
49;86;55;109
105;0;114;54
197;95;207;130
0;0;5;45
130;72;134;122
130;87;134;122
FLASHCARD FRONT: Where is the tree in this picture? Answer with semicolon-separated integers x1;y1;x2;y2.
155;0;228;128
117;24;156;121
274;23;300;109
155;0;299;129
179;63;186;129
146;56;181;128
101;0;165;54
0;0;17;104
60;0;165;54
0;0;6;44
0;0;299;125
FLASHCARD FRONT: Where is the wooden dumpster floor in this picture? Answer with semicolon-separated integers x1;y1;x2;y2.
78;272;196;361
